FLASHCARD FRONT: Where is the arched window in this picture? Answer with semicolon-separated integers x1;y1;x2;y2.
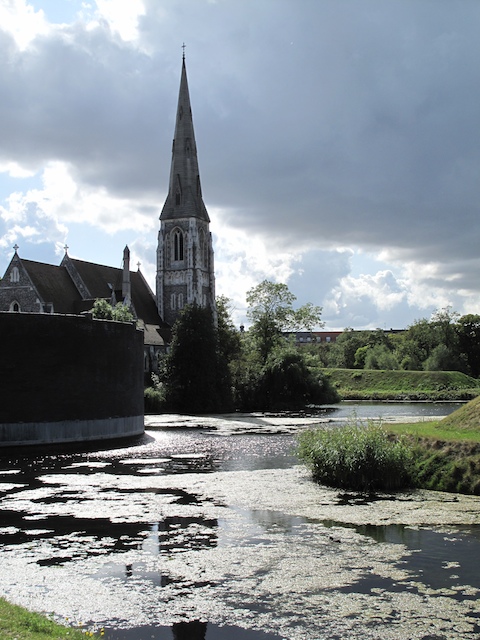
178;293;184;310
9;301;20;312
10;267;19;283
173;229;184;261
171;293;176;310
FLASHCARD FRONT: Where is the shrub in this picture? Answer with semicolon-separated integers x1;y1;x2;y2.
144;386;165;413
298;419;415;492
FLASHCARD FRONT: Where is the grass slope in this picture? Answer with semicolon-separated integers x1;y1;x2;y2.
323;368;480;400
387;396;480;494
0;597;100;640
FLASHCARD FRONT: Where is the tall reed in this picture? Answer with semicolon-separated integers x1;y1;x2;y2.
298;418;415;492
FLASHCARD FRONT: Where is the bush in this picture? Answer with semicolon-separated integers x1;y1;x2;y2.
298;420;415;492
233;347;339;411
144;386;165;413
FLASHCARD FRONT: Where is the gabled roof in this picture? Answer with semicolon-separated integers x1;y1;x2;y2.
67;258;170;329
68;258;123;299
21;259;82;314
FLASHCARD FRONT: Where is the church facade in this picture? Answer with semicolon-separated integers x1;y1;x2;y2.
0;55;216;373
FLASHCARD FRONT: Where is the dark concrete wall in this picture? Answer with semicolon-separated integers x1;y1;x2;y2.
0;313;144;444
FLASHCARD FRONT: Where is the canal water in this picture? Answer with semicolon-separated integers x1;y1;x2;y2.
0;403;479;639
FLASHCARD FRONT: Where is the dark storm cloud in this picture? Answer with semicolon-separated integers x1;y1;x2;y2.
1;0;479;301
0;20;173;198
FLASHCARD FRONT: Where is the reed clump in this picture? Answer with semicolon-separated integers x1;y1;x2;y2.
298;419;415;492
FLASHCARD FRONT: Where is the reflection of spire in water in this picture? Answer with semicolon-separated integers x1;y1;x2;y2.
172;620;207;640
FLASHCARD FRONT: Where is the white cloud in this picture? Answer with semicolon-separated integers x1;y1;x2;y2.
211;208;301;326
91;0;145;41
0;161;157;254
0;0;49;49
0;162;37;179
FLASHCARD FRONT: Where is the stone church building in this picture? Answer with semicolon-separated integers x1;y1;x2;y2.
0;55;216;376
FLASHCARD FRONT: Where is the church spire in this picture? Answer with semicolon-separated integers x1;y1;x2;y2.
156;53;216;327
160;53;209;222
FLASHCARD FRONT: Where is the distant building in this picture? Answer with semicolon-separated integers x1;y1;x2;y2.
0;54;216;376
292;331;343;345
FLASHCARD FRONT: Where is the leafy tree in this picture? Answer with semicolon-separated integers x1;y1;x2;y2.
163;304;233;413
364;344;399;370
91;299;134;322
456;314;480;377
395;338;424;370
329;329;375;369
431;306;460;351
216;295;242;363
232;342;338;411
400;307;468;373
246;280;323;362
230;281;337;410
424;344;454;371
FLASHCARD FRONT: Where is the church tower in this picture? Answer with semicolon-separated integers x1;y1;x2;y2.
156;53;216;326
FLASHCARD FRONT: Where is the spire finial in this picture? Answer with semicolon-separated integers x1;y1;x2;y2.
13;244;19;254
64;244;69;254
182;42;186;61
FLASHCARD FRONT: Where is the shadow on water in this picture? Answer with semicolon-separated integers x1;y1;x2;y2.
103;621;283;639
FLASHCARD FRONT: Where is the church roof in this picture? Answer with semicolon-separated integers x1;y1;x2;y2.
21;259;82;314
160;57;210;223
4;255;170;342
67;258;169;328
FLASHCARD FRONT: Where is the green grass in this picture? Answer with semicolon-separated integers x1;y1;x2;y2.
322;368;480;400
0;597;101;640
387;394;480;443
383;396;480;494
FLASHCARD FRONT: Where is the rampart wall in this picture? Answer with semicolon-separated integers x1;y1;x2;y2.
0;312;144;446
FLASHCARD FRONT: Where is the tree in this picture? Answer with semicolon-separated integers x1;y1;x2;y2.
329;329;373;369
91;299;134;323
246;280;323;362
400;308;468;373
216;295;242;363
456;314;480;377
364;344;399;370
231;281;337;410
163;304;233;413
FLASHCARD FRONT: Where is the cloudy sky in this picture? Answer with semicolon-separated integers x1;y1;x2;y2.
1;0;479;330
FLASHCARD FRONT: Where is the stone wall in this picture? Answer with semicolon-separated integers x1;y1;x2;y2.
0;312;144;446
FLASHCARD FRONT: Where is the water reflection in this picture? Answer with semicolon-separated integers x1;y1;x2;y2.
323;519;480;596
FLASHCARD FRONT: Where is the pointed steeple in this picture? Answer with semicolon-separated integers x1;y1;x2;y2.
160;55;209;222
156;53;216;327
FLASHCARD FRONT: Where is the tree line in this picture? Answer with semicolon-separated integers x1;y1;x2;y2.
129;282;480;414
316;307;480;377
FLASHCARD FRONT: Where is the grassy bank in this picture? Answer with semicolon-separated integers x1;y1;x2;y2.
0;597;100;640
322;368;480;400
386;395;480;494
300;395;480;495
